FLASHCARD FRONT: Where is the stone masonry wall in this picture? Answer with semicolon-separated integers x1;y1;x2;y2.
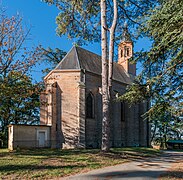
44;70;81;149
85;72;102;148
41;70;149;149
84;72;148;148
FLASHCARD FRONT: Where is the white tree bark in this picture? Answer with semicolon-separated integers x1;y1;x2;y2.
108;0;117;90
101;0;110;151
101;0;118;151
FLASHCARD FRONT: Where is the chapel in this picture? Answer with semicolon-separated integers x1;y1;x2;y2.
39;25;150;149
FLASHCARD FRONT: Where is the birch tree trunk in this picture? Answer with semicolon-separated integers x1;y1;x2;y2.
108;1;118;146
108;0;117;91
101;0;118;151
101;0;110;151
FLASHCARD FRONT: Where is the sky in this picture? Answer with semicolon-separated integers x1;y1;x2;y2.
2;0;151;81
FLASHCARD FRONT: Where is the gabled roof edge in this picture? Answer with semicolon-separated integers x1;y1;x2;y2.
54;46;76;70
74;46;81;69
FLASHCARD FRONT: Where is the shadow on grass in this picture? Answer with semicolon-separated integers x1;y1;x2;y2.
0;147;161;160
98;151;127;160
111;148;161;157
0;164;86;173
1;148;101;158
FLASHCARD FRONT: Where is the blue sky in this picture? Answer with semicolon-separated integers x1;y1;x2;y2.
2;0;151;81
3;0;71;50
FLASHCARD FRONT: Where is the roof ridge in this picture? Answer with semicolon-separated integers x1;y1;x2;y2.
75;46;124;65
74;46;81;69
76;46;132;76
76;46;101;58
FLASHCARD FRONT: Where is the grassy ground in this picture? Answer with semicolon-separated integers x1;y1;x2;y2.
0;147;160;179
160;160;183;180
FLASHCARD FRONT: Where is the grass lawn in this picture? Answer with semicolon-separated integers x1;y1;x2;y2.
0;147;160;179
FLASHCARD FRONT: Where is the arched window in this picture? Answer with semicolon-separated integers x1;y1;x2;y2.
86;93;94;118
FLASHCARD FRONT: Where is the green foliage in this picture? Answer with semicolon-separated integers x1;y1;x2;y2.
0;71;42;126
41;47;66;73
121;0;183;142
119;79;150;105
42;0;157;45
122;0;183;114
43;0;100;45
0;71;43;146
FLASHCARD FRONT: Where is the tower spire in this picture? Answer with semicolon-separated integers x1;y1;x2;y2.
118;23;136;76
121;22;132;42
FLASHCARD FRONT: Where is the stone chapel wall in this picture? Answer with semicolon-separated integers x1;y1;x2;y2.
85;72;102;148
84;72;149;148
43;70;81;148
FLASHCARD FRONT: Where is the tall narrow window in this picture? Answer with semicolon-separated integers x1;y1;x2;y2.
121;102;125;121
121;49;123;57
126;47;130;56
86;93;94;118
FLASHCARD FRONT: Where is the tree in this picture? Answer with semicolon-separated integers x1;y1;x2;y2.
152;116;183;148
0;72;42;127
0;71;43;147
0;9;41;77
42;0;157;151
0;9;43;146
41;47;66;74
121;0;183;144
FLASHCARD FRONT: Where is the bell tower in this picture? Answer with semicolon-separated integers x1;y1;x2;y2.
118;23;136;76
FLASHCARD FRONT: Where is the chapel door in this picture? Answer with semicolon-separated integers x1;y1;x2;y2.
38;131;46;147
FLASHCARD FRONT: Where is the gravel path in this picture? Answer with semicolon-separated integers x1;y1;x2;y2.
62;151;183;180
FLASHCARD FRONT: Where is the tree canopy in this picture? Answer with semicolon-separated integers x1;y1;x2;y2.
42;0;157;46
121;0;183;144
0;71;42;127
122;0;183;117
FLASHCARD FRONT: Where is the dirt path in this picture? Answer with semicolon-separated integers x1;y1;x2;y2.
62;151;183;180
